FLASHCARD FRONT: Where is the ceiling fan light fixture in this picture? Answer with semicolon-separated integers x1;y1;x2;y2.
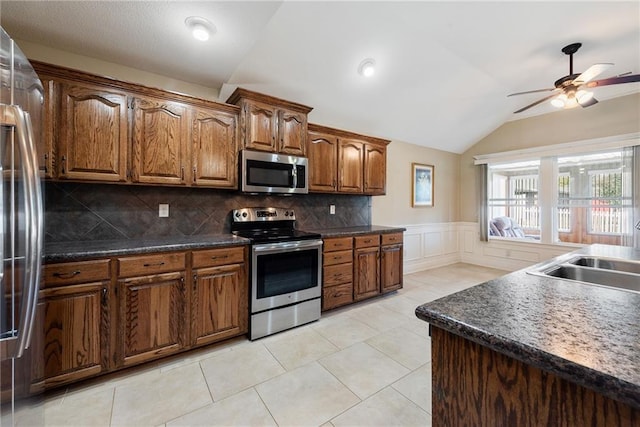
358;58;376;77
185;16;215;42
550;94;566;108
576;89;594;105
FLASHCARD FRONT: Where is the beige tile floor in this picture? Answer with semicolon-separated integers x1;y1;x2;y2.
14;263;506;427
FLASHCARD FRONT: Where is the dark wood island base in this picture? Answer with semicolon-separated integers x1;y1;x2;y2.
431;327;639;426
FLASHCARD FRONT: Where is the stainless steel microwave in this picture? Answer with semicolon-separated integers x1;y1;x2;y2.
240;149;308;194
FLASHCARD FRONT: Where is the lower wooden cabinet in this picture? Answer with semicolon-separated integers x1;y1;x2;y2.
117;272;186;367
323;232;403;310
30;260;111;390
381;233;403;293
322;237;353;311
191;246;248;346
354;235;381;301
30;245;248;393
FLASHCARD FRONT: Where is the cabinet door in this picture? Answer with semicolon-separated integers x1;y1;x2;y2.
59;82;128;181
131;97;189;185
118;272;185;367
30;283;108;389
354;247;380;301
381;244;403;293
278;109;307;155
191;107;238;188
338;139;364;193
243;101;277;152
364;142;386;195
191;263;247;347
308;130;338;192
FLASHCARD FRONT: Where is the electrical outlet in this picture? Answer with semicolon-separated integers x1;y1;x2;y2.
329;204;335;215
159;203;169;217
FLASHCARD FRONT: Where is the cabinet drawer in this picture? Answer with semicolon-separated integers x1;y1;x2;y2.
381;233;403;246
323;237;353;252
118;252;185;277
192;247;245;269
354;234;380;249
44;259;111;287
323;250;353;267
323;263;353;286
323;283;353;310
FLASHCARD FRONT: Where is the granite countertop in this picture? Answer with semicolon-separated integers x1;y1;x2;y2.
308;225;406;237
45;234;250;263
415;244;640;409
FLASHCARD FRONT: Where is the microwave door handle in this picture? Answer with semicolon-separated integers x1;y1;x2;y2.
291;164;297;189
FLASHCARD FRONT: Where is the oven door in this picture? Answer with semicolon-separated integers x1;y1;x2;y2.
251;239;322;313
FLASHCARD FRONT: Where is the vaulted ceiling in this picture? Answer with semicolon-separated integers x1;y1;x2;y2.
2;1;639;153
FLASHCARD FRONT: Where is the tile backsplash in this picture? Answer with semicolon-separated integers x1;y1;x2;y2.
45;183;371;242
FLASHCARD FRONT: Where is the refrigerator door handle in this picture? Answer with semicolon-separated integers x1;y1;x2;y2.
1;104;43;358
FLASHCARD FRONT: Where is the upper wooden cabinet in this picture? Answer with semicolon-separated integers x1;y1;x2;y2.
131;96;189;185
191;106;238;188
308;127;338;192
226;88;312;156
32;61;240;189
59;81;129;182
308;123;389;195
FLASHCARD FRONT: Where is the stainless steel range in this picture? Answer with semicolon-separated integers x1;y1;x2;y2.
231;207;322;340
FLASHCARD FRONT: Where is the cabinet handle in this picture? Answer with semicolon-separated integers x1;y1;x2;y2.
211;255;229;260
193;167;196;182
53;270;80;279
333;256;341;260
44;153;48;174
102;287;108;305
193;274;197;290
143;262;165;267
61;155;66;174
181;166;185;180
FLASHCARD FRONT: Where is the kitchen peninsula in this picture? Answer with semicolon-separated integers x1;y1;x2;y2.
416;244;640;426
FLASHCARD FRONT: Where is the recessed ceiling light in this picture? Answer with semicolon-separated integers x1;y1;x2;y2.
185;16;215;42
358;58;376;77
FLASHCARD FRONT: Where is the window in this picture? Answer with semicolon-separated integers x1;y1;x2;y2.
557;151;633;245
485;146;635;246
488;161;540;239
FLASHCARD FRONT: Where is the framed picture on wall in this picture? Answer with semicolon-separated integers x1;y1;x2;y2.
411;163;434;207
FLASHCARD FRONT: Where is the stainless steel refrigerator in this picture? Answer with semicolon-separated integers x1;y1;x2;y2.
0;27;44;425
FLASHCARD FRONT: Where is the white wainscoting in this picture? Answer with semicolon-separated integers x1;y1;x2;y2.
402;222;576;274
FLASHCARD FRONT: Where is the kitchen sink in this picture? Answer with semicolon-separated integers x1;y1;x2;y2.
528;255;640;294
567;256;640;275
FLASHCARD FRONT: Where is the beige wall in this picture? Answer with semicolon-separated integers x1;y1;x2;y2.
372;140;460;225
15;38;219;101
459;93;640;223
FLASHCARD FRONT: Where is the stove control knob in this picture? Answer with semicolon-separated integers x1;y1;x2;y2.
284;211;289;217
234;212;241;218
242;212;248;218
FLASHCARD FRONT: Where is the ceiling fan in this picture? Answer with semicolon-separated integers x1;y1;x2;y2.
508;42;640;114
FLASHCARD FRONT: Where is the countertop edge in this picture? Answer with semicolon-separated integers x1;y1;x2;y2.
415;306;640;409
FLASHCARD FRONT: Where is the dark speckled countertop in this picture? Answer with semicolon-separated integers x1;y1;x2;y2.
415;244;640;409
44;226;405;263
308;225;405;237
45;234;249;263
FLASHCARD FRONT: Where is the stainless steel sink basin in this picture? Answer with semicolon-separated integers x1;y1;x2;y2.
567;256;640;275
528;255;640;294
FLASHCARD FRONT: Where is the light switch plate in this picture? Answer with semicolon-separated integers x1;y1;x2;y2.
329;204;336;215
159;203;169;217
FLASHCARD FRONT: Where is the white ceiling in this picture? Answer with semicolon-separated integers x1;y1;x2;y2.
1;1;639;154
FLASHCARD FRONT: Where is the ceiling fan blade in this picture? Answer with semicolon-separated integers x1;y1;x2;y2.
513;92;561;114
507;88;555;97
586;74;640;88
573;63;613;84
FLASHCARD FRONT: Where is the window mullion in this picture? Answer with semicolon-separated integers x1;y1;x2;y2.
539;157;557;244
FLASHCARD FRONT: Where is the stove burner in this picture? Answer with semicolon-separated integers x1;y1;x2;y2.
230;207;321;244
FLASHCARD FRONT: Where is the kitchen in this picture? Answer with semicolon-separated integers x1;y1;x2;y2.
1;1;639;426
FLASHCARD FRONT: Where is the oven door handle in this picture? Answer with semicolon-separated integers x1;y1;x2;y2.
253;239;323;253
